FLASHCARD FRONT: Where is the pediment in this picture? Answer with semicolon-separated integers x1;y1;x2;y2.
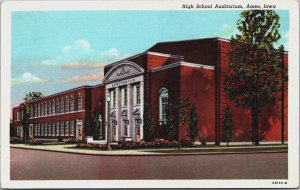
103;61;144;82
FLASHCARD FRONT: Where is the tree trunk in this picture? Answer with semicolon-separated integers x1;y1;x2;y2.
252;110;255;145
252;102;260;146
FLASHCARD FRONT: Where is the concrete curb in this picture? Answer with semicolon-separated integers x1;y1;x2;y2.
10;145;288;157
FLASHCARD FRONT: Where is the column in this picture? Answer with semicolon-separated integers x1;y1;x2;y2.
116;87;121;142
105;90;109;141
140;81;144;140
127;84;133;140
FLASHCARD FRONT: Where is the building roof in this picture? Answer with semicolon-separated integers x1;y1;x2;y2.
25;84;103;104
147;37;229;66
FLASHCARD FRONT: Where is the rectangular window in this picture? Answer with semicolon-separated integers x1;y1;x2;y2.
44;103;47;116
56;101;60;114
41;123;44;136
65;121;69;136
136;126;140;136
56;122;60;136
124;125;128;136
161;97;168;121
70;97;74;112
37;124;40;136
41;104;44;116
37;105;40;117
113;126;116;135
70;120;74;136
17;112;20;121
60;121;64;136
30;105;33;117
61;99;64;113
45;123;48;136
48;103;51;115
34;124;37;136
112;91;116;108
48;123;51;136
123;88;128;107
52;123;55;136
78;96;82;111
34;105;37;117
136;86;141;105
65;98;69;113
52;102;55;115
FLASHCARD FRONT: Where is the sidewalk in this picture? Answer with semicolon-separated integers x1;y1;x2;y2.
10;143;288;156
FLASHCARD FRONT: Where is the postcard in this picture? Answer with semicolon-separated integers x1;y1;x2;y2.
1;0;299;188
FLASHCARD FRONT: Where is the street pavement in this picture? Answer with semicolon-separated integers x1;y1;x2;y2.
10;148;288;180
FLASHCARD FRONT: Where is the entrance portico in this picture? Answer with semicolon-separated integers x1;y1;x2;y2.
103;61;144;142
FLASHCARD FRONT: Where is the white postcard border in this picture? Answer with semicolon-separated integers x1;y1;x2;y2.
1;0;299;188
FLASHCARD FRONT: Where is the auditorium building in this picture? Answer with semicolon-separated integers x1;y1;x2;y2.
11;37;288;144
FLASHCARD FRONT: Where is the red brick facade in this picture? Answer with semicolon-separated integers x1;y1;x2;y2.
12;37;288;144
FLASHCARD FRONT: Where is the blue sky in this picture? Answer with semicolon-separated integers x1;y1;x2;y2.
11;10;289;107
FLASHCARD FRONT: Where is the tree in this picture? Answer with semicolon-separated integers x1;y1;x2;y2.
222;106;233;146
84;101;102;140
22;91;43;142
187;104;199;146
164;98;191;150
164;102;177;141
143;103;154;141
225;10;286;145
93;115;102;140
175;98;191;150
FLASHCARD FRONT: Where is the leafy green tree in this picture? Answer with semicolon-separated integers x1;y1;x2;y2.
165;98;191;150
222;106;233;147
84;118;93;138
84;101;102;140
187;104;199;146
22;91;43;142
93;103;102;140
225;10;286;145
164;102;177;141
143;103;154;141
177;98;191;150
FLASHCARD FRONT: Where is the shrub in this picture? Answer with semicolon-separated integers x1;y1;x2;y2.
200;133;207;145
28;138;43;145
65;138;78;144
181;139;193;147
10;137;24;144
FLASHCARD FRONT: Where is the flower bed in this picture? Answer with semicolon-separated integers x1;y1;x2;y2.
76;139;194;150
10;137;24;144
76;143;107;149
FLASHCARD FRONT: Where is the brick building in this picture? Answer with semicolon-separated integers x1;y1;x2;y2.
12;37;288;144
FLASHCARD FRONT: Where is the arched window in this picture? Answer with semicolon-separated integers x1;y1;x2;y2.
159;88;168;124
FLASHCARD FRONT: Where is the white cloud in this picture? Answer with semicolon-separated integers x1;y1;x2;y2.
40;39;130;68
12;72;47;85
62;39;94;56
99;48;131;63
